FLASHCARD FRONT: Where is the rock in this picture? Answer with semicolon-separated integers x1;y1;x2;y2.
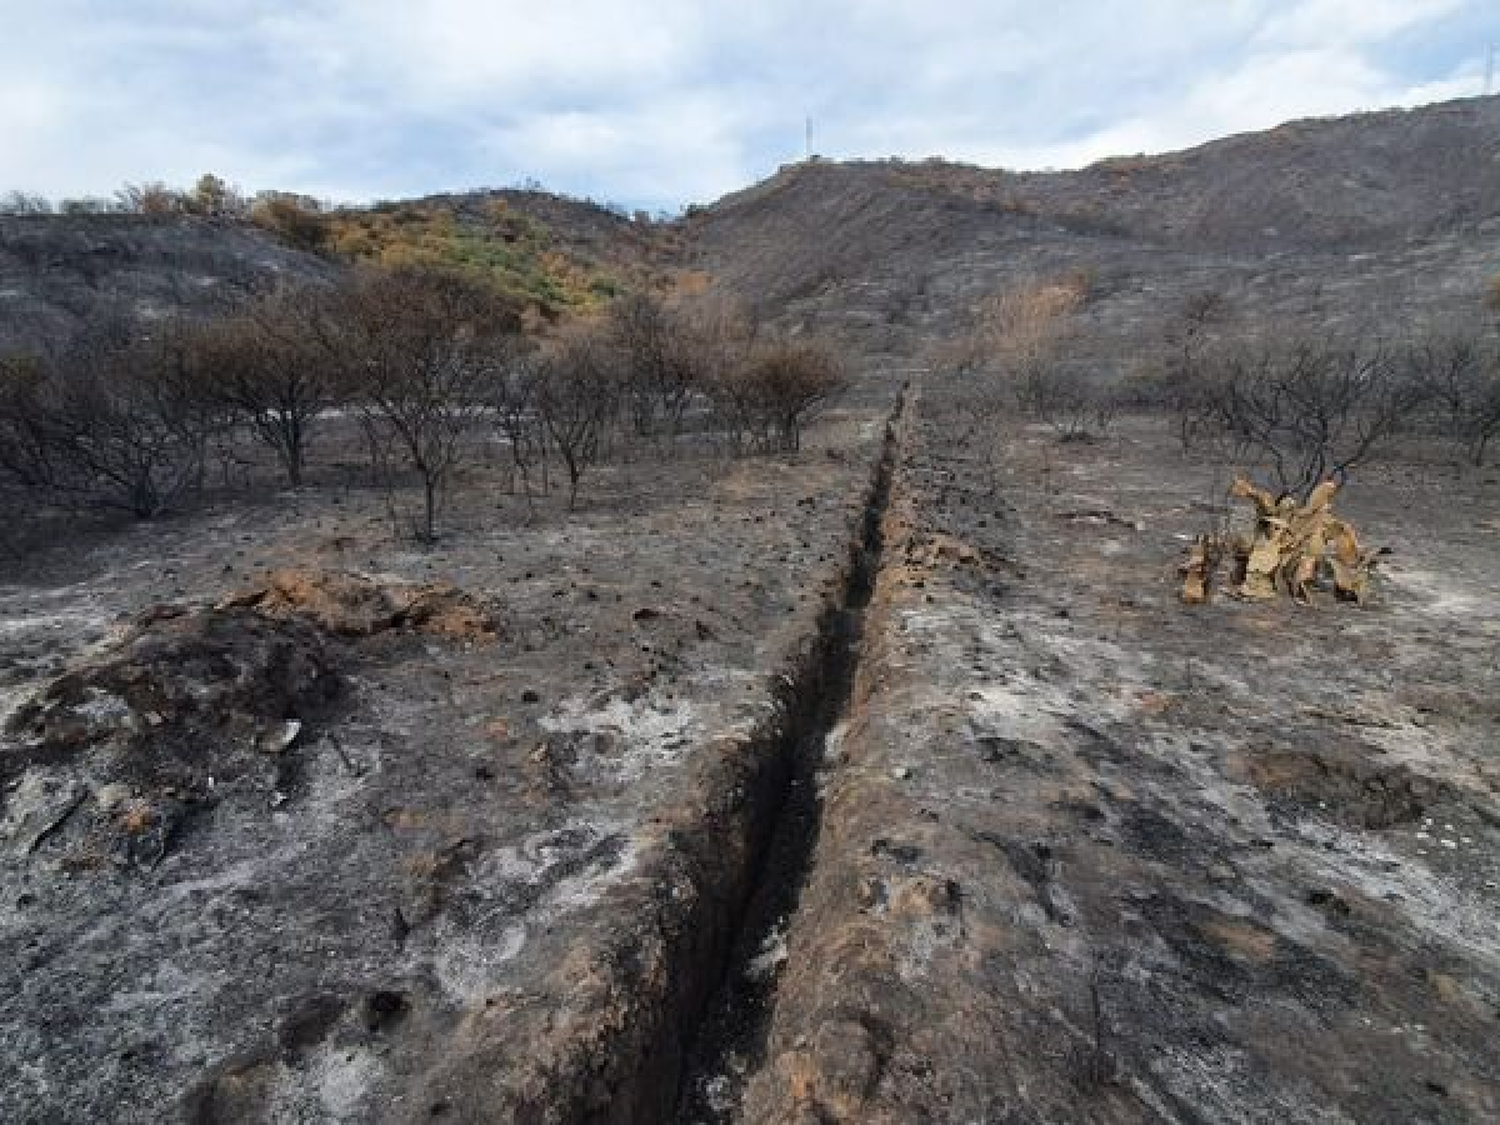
256;719;303;755
94;783;132;811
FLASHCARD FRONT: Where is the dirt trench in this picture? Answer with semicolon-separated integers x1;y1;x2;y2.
395;391;912;1125
669;392;905;1123
709;388;1500;1124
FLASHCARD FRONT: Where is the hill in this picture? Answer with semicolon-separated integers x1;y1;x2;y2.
0;189;681;354
685;94;1500;365
5;94;1500;366
0;213;334;353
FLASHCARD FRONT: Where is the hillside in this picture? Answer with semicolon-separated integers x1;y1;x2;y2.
0;213;334;353
1019;95;1500;249
6;94;1499;364
321;188;683;310
0;189;680;354
686;94;1500;364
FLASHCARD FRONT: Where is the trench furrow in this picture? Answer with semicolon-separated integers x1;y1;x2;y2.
668;386;906;1124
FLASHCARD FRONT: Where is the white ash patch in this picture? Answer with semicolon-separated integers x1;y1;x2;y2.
696;1071;740;1117
101;959;203;1017
0;683;34;729
0;611;84;639
1146;1042;1352;1125
432;924;528;1004
0;769;84;852
896;910;962;985
815;722;850;800
432;822;638;1004
263;1046;382;1125
308;1046;382;1123
1290;821;1500;958
0;603;118;652
964;675;1073;745
154;847;308;905
1382;564;1499;629
295;737;379;807
745;919;789;982
541;692;706;783
1354;719;1482;787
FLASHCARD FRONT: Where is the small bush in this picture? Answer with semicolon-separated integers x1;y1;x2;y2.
337;265;525;541
0;322;221;517
714;340;846;453
250;193;330;253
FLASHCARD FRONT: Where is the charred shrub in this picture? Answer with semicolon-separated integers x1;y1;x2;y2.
0;319;222;518
1191;342;1427;499
194;283;345;488
712;340;846;453
533;323;621;509
337;265;526;541
607;293;703;445
1401;334;1500;468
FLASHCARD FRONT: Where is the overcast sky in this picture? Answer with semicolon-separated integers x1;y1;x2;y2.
1;1;1494;212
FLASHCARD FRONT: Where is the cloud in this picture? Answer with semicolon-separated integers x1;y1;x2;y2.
0;1;1491;210
1254;0;1468;47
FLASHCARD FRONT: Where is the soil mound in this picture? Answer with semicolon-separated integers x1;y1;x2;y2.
222;568;501;641
5;604;339;779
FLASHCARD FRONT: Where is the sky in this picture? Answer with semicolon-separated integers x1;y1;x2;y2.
0;1;1494;213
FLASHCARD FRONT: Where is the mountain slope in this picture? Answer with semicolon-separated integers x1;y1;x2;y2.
0;213;334;353
0;190;680;354
684;95;1500;365
5;94;1499;363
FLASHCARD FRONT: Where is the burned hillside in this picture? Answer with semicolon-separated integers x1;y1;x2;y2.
2;92;1499;1123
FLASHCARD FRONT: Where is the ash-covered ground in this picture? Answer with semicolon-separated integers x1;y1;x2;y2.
734;387;1500;1123
4;372;1499;1124
0;398;894;1123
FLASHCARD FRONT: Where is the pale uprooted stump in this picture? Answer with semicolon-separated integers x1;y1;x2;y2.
1181;476;1386;605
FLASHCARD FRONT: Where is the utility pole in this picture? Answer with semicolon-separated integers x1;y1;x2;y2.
805;116;813;160
1487;45;1496;96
